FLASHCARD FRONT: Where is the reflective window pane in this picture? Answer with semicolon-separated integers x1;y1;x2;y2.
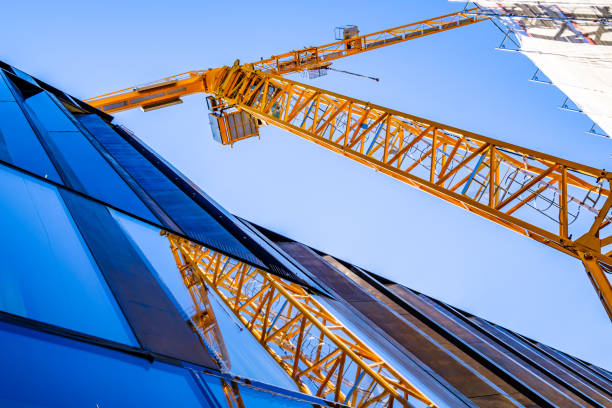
10;67;36;85
0;102;61;182
0;321;211;408
25;91;78;131
0;73;14;101
45;129;158;222
237;383;313;408
22;92;157;222
0;165;137;345
111;210;301;391
80;115;265;267
198;372;315;408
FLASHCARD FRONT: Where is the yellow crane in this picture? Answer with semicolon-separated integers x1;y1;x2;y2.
167;232;436;407
86;9;485;114
84;7;612;407
85;7;612;321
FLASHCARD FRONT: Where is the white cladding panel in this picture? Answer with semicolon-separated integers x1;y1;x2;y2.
450;1;612;136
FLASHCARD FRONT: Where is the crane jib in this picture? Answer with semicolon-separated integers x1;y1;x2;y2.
83;8;612;324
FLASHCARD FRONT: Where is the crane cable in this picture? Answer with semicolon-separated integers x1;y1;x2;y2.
325;66;380;82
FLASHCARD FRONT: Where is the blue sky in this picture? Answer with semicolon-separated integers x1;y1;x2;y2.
2;0;611;369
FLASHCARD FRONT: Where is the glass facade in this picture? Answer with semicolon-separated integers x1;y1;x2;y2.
0;321;209;408
0;72;13;101
25;91;79;132
0;319;330;408
0;72;61;182
24;92;158;222
1;60;610;408
0;64;311;287
0;165;137;346
234;383;313;408
79;113;269;269
10;66;36;84
111;210;301;391
0;61;325;406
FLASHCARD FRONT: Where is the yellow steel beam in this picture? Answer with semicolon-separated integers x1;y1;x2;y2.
166;233;436;408
222;380;246;408
84;8;488;114
251;8;488;75
82;9;612;319
580;253;612;322
169;233;246;407
205;65;612;320
85;71;208;114
169;241;231;368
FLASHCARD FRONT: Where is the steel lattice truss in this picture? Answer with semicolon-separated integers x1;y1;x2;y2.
167;234;435;408
205;64;612;319
174;250;231;369
251;8;488;75
84;9;487;114
83;7;612;320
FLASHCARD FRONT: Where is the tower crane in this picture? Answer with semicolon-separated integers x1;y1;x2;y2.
85;7;612;321
86;9;486;114
84;7;612;408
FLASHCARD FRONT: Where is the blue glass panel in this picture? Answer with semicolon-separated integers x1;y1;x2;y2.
237;384;312;407
25;91;78;131
0;321;213;407
11;67;36;84
0;73;14;101
196;372;315;408
0;102;61;182
0;165;137;345
110;209;301;390
110;210;193;313
45;129;158;222
79;115;265;267
21;92;157;221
